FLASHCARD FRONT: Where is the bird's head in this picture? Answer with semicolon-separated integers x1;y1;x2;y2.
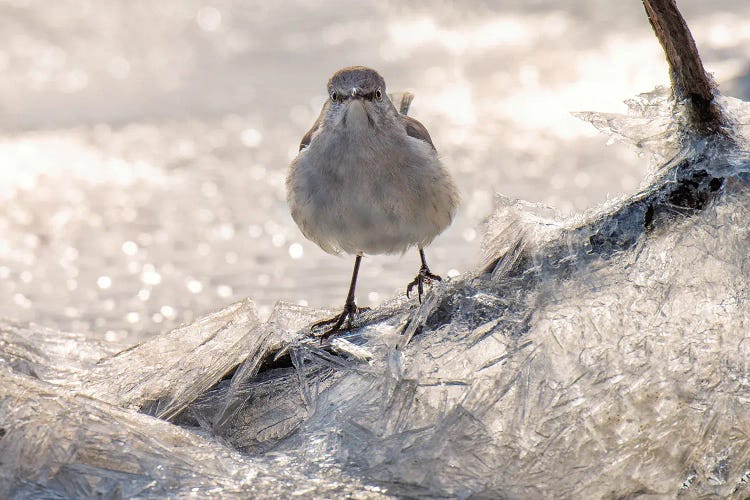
325;66;395;131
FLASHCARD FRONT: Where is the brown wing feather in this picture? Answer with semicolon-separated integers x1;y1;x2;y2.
299;116;320;151
401;114;436;151
300;103;330;151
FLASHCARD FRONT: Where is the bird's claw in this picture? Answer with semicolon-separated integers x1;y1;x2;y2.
311;303;369;340
406;265;442;303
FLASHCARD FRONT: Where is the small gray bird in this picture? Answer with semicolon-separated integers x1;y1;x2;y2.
286;66;459;338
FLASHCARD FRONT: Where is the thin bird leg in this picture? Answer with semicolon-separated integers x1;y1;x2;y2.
406;247;442;303
312;254;367;339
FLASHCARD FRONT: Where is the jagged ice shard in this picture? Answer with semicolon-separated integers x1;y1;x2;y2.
2;87;750;498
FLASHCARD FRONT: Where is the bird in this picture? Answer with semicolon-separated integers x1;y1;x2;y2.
286;66;459;338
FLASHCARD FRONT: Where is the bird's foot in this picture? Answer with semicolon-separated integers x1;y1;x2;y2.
406;265;442;303
311;302;369;340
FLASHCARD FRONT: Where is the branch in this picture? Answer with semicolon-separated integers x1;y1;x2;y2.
642;0;724;133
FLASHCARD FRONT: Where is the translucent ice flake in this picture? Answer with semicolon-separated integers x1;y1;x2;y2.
574;86;679;164
84;299;263;420
0;368;384;498
0;320;116;384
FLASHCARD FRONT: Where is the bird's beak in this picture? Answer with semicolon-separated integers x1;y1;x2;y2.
343;88;372;129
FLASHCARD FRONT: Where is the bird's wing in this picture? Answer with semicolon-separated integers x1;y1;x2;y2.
299;114;321;151
401;114;436;151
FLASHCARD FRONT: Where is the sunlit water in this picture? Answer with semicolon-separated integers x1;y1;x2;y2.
1;0;749;344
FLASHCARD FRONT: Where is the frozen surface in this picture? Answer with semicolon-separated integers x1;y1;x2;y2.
3;90;750;497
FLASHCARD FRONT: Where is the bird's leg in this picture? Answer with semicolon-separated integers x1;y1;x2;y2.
406;247;442;303
312;254;367;339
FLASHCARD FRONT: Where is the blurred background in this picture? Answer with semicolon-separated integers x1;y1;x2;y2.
0;0;748;344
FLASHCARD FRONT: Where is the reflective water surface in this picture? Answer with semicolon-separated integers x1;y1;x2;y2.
1;0;749;343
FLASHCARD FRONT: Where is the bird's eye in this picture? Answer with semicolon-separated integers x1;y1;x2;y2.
330;92;338;103
375;89;383;101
